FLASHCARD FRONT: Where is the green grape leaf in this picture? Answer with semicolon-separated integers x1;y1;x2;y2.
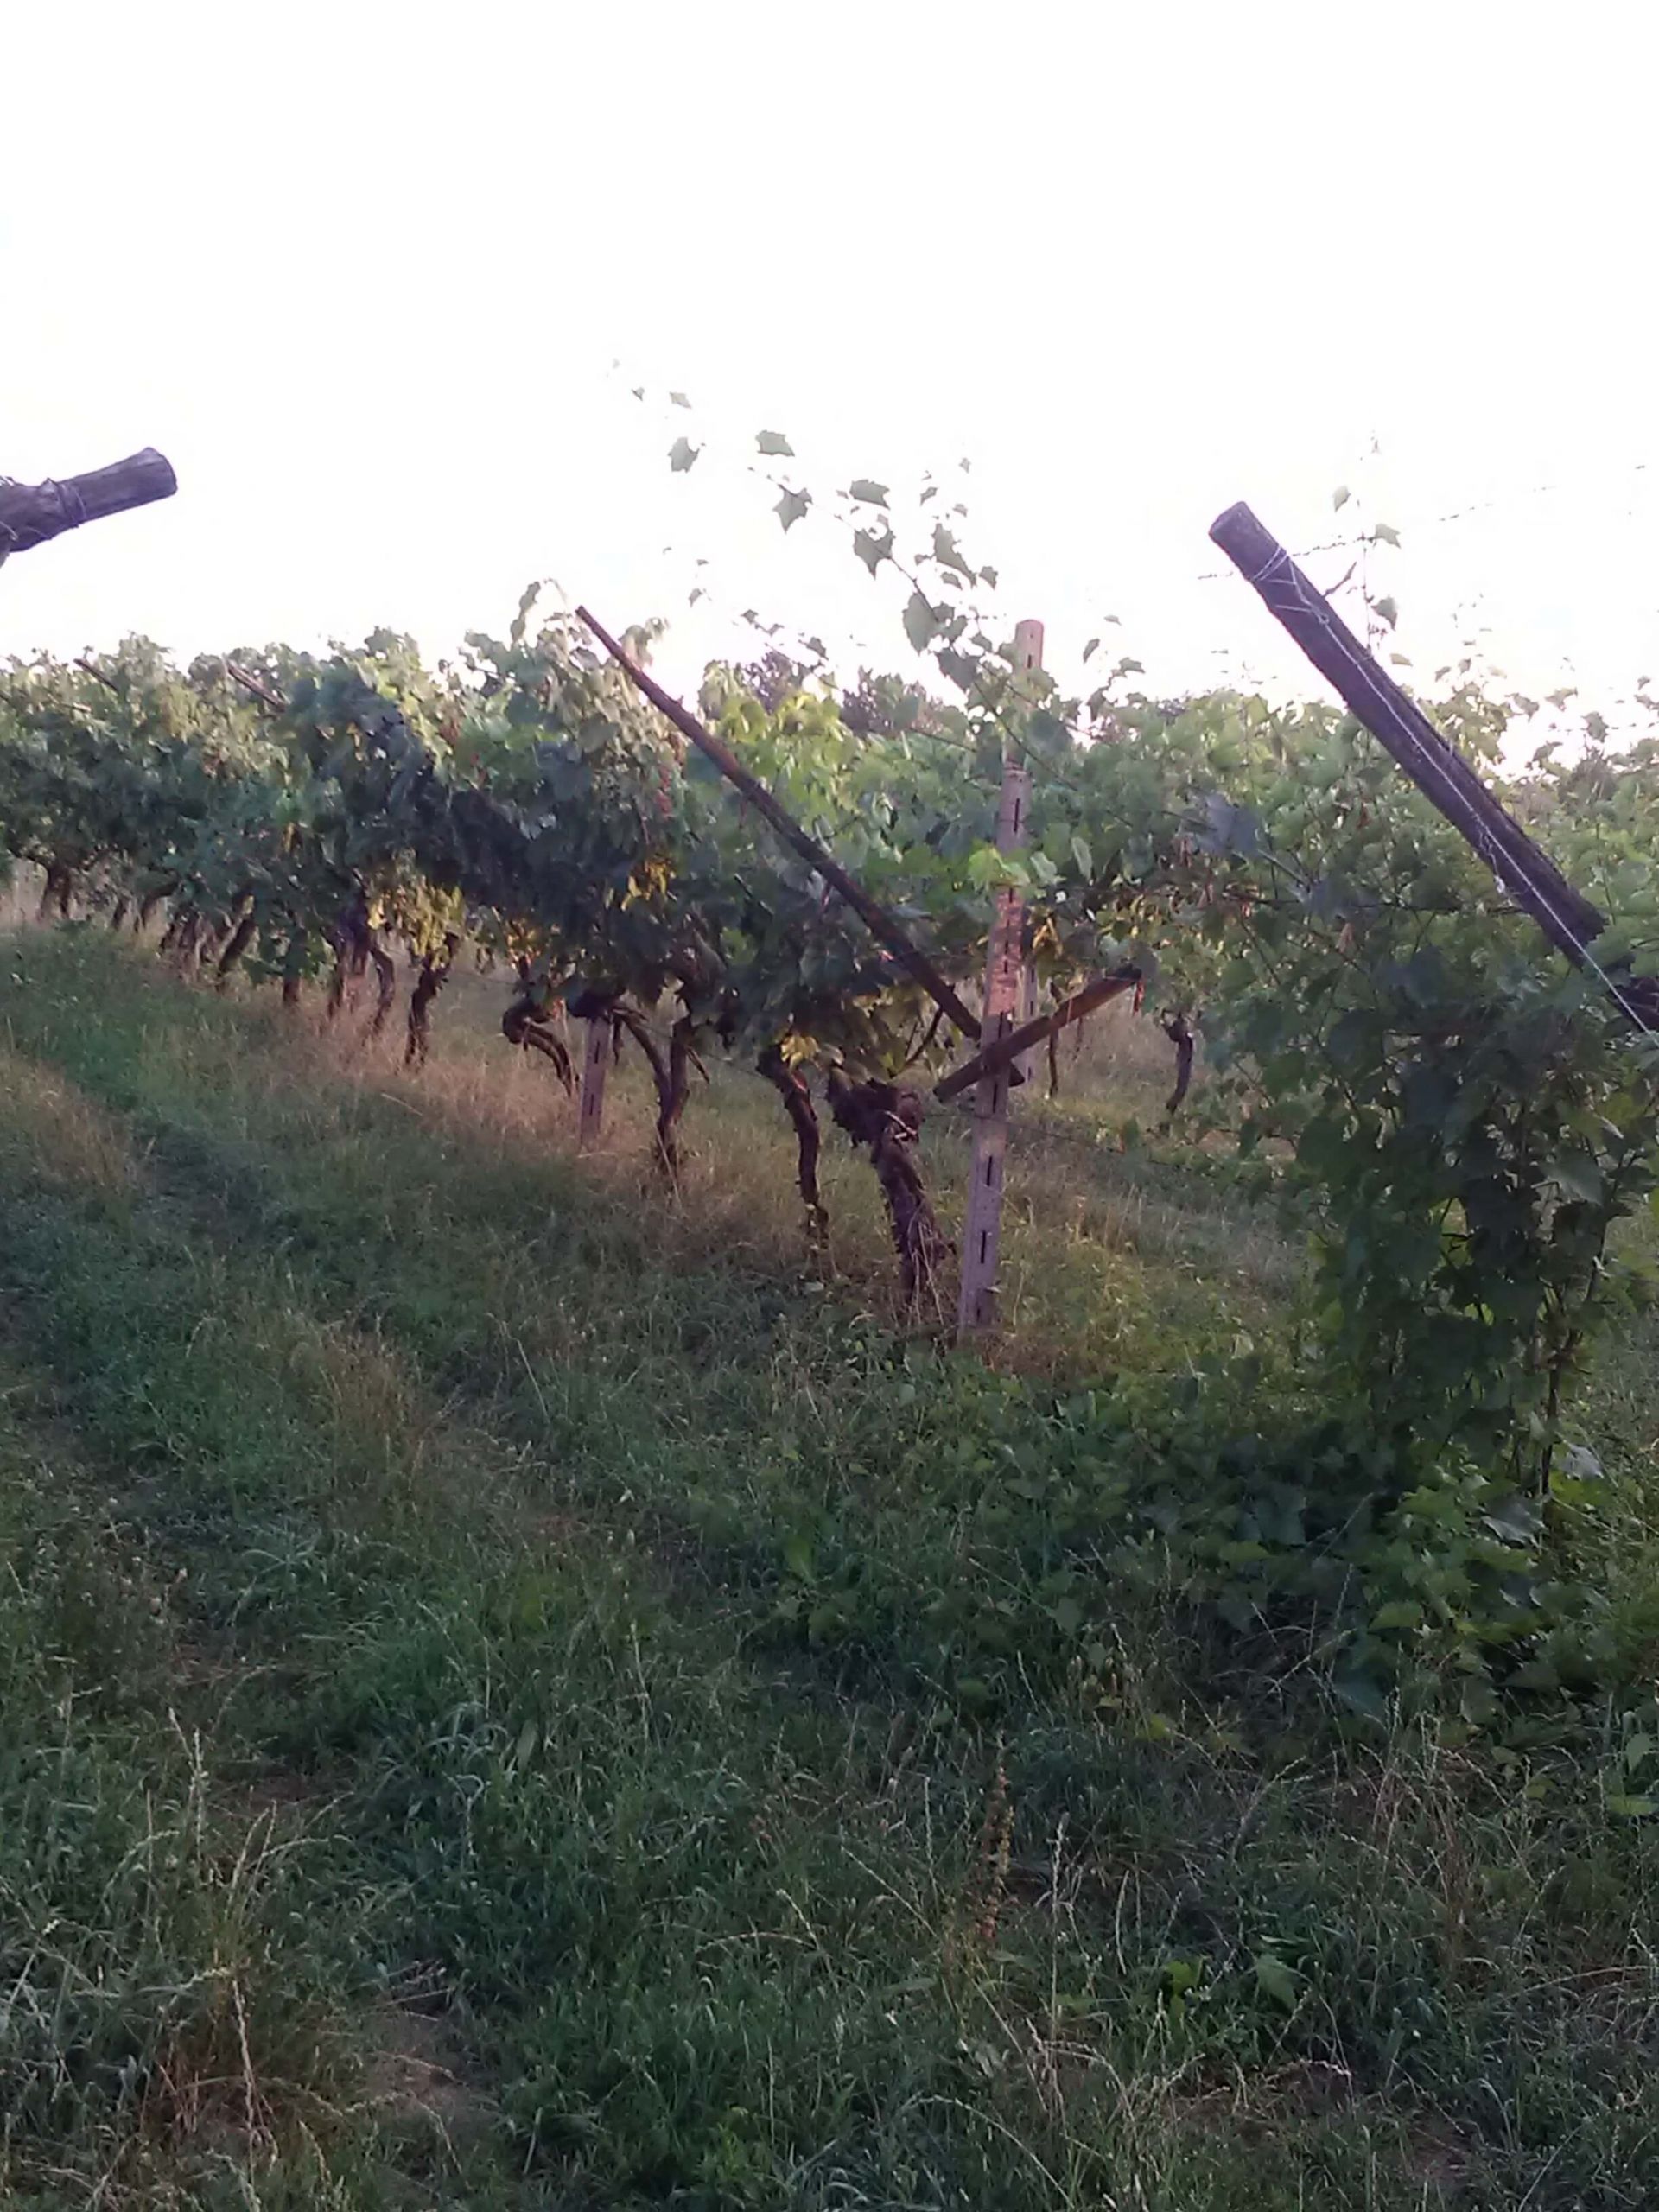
1370;1599;1423;1631
904;592;941;654
931;524;970;577
1551;1152;1604;1203
854;526;894;576
1254;1952;1300;2009
775;487;811;531
1332;1671;1388;1722
1459;1677;1499;1727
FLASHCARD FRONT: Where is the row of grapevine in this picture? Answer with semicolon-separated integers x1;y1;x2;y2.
5;563;1659;1705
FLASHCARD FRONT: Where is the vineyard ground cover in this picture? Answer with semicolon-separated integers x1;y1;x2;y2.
3;927;1659;2207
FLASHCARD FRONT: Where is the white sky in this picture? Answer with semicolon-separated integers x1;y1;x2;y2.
4;2;1656;735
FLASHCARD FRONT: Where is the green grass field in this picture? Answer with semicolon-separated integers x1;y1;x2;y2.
2;925;1657;2209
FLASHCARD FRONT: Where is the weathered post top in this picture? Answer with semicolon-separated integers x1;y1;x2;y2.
1209;499;1659;1032
0;449;177;565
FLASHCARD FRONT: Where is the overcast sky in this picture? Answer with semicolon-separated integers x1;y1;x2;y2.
5;2;1656;734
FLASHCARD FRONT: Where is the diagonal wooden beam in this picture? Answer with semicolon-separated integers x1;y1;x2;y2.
935;969;1141;1103
226;661;289;713
577;605;982;1041
0;449;176;563
1209;502;1659;1032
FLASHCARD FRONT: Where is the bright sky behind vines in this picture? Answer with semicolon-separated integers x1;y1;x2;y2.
5;2;1656;738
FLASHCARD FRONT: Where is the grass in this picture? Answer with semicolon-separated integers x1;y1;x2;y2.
0;924;1656;2207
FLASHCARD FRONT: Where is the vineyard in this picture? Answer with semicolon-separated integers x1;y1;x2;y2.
5;468;1659;2203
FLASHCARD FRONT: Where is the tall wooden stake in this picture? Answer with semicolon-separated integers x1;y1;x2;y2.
579;1016;609;1149
0;448;176;565
1208;502;1659;1031
957;618;1041;1338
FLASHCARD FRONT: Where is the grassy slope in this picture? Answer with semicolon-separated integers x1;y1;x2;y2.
0;928;1656;2209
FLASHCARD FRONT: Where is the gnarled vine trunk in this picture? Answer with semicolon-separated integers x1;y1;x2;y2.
1160;1012;1195;1121
165;906;201;971
616;1007;696;1185
826;1071;950;1307
502;984;575;1092
367;935;397;1037
38;863;74;921
406;931;461;1066
281;928;308;1007
327;892;372;1021
215;905;258;988
759;1044;827;1249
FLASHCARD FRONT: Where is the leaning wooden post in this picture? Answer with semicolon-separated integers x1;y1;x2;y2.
578;1017;609;1149
1209;502;1659;1031
957;619;1041;1338
0;448;176;567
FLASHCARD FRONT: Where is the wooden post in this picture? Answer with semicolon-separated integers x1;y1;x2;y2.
957;618;1042;1338
579;1016;609;1149
0;448;176;563
934;969;1140;1103
1209;502;1659;1031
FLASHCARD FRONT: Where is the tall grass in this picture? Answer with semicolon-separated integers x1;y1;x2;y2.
0;926;1656;2208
